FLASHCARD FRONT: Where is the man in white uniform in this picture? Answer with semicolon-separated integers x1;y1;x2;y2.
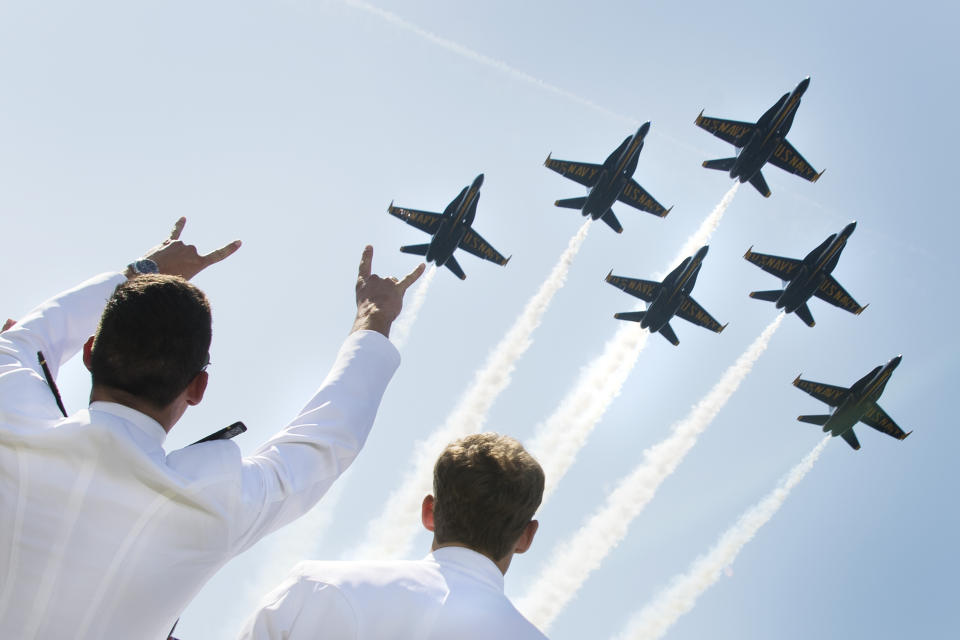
0;218;423;639
240;432;549;639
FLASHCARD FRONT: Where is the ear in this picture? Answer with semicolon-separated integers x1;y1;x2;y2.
421;495;436;532
185;370;208;406
82;336;96;371
513;520;539;555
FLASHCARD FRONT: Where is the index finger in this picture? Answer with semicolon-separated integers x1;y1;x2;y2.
397;262;426;293
169;217;186;241
358;245;373;280
200;240;242;267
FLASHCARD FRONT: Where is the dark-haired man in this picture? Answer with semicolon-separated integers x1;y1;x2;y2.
240;432;548;639
0;218;423;639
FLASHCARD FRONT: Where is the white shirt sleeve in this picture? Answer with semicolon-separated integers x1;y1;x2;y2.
0;272;125;425
229;330;401;553
238;565;357;640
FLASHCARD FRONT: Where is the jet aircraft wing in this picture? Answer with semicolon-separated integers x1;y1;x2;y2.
769;139;822;183
605;273;661;303
617;179;671;217
544;156;603;188
676;296;726;333
814;276;866;315
744;248;803;281
793;376;849;407
694;113;755;147
861;403;910;440
459;228;510;265
388;205;443;235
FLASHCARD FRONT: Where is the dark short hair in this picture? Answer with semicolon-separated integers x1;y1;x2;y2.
90;275;211;409
432;433;545;561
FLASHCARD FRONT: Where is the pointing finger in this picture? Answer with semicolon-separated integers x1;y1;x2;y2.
358;245;373;280
200;240;242;266
169;217;186;241
397;263;426;292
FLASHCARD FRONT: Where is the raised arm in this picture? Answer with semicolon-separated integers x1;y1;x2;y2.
230;246;423;551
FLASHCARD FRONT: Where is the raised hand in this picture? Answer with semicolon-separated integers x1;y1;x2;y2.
353;245;425;337
135;217;242;281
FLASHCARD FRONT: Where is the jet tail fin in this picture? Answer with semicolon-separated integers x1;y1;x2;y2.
702;157;737;172
658;322;680;346
749;289;782;303
797;414;831;427
600;209;623;234
794;302;816;327
444;255;466;280
399;243;430;256
748;170;772;197
555;196;588;210
614;311;646;323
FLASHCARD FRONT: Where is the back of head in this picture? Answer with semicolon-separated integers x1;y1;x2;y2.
90;275;211;410
432;433;544;561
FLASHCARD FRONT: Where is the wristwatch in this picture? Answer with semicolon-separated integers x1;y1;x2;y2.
128;258;159;275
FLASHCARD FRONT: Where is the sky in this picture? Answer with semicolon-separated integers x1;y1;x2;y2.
1;0;957;638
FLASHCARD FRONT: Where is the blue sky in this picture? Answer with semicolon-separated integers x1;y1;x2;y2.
1;1;957;638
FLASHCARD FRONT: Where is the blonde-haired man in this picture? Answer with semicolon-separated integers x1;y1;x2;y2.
240;433;548;639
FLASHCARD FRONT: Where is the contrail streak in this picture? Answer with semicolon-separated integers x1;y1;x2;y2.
391;264;438;350
518;312;782;631
529;182;739;502
614;436;831;640
342;0;636;126
350;221;591;560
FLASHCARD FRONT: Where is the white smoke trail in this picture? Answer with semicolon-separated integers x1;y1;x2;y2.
614;436;831;640
342;0;637;126
391;264;438;350
518;313;783;631
529;182;739;501
350;221;591;560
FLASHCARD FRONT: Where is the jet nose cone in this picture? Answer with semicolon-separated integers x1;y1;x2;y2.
843;221;857;236
638;121;651;137
891;354;903;367
797;77;811;94
473;173;485;188
696;245;710;259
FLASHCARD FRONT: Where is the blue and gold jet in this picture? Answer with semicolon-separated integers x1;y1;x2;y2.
387;174;510;280
606;245;727;346
744;221;867;327
544;122;672;233
793;356;911;450
696;77;823;197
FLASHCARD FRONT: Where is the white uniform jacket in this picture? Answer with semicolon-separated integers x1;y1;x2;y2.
0;273;400;639
239;546;549;640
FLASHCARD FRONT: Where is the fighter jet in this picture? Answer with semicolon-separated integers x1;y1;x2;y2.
793;356;911;450
744;221;867;327
696;77;823;197
606;245;727;345
544;122;672;234
387;174;510;280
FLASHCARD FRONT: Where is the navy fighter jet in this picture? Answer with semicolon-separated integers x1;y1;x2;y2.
793;356;911;450
387;174;510;280
696;77;823;197
544;122;672;234
744;221;867;327
606;245;726;345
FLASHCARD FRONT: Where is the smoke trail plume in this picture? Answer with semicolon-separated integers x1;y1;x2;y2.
343;0;636;126
351;221;591;560
614;436;831;640
529;182;739;501
518;313;782;631
391;264;438;350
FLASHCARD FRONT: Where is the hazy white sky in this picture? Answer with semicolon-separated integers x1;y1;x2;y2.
1;1;956;638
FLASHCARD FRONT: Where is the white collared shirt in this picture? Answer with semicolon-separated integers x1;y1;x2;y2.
0;273;400;639
239;546;549;639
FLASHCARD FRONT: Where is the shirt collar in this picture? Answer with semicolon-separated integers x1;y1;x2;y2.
88;401;167;448
429;546;505;593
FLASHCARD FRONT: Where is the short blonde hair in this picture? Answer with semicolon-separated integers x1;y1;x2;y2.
432;433;544;561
